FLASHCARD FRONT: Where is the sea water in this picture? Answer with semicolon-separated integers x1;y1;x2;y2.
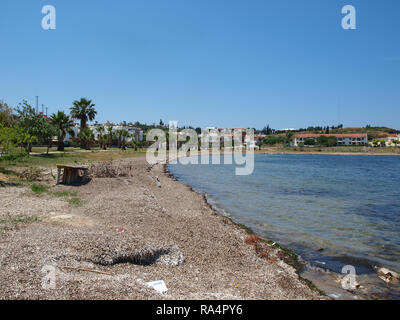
168;154;400;298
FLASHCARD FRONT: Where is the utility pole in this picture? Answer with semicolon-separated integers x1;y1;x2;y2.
36;96;39;113
42;104;44;114
46;107;48;117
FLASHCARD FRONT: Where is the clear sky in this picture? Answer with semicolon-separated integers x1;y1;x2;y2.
0;0;399;129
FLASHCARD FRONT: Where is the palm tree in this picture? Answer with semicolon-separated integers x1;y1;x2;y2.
70;98;97;148
96;126;105;149
107;126;113;147
120;130;129;150
49;111;75;151
116;129;124;148
130;133;138;151
78;128;94;150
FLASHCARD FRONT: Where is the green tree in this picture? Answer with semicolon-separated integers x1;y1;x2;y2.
107;126;113;147
316;135;329;146
285;132;294;145
78;128;94;150
304;138;316;146
0;124;33;158
15;100;48;152
70;98;97;148
120;130;129;150
96;126;106;149
40;121;58;154
49;111;75;151
0;100;15;126
116;129;124;148
327;136;337;147
264;135;285;145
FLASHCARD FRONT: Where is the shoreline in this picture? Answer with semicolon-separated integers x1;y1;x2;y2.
0;156;325;299
166;155;400;300
255;150;400;157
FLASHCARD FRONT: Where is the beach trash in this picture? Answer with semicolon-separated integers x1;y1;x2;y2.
146;280;168;294
377;268;399;284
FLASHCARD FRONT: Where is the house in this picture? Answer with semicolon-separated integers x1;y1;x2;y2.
294;133;368;146
64;125;80;142
385;135;400;146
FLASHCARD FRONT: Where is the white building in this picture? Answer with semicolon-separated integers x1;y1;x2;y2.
64;124;143;143
294;134;368;146
64;125;80;142
385;135;400;146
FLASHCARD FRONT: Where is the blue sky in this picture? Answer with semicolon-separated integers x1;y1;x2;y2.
0;0;399;129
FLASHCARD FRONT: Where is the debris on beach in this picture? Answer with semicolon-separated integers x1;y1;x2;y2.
62;265;113;276
328;293;342;299
244;234;260;245
377;268;399;284
244;234;279;264
88;160;135;178
0;173;9;187
155;176;161;188
146;280;168;294
18;167;44;181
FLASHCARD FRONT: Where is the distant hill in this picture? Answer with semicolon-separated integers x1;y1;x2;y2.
293;127;399;139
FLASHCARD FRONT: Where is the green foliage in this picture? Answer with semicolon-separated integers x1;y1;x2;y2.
70;98;97;130
372;138;385;146
70;98;96;149
31;184;48;195
49;111;75;151
0;124;32;159
68;197;83;206
303;138;316;146
15;101;43;141
264;135;285;145
78;127;94;149
316;135;328;146
261;124;274;135
315;135;337;147
327;136;337;147
0;100;15;126
52;190;78;198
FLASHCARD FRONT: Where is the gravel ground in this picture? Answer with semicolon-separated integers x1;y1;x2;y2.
0;157;323;300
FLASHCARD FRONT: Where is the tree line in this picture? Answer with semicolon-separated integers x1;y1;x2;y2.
0;98;98;158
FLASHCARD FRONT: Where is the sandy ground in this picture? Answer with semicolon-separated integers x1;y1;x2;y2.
0;157;323;300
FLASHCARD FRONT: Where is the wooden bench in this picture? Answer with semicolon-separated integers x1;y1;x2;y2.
56;165;89;185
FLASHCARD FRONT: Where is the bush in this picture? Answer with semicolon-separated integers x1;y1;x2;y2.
31;184;48;195
304;138;316;146
264;135;285;145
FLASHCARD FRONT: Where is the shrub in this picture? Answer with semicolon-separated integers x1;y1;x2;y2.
31;184;47;195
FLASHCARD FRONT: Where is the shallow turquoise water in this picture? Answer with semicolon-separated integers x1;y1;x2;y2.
169;154;400;279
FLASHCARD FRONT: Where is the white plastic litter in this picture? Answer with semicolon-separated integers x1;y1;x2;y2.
146;280;168;294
